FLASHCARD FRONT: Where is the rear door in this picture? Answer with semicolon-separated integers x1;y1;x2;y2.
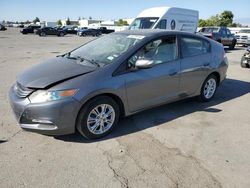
179;35;211;96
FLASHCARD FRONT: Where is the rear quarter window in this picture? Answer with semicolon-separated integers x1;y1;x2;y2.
181;37;210;58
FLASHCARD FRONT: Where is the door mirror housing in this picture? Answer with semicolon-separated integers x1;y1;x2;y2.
135;59;154;69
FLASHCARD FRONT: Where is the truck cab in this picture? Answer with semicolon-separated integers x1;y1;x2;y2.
129;7;199;33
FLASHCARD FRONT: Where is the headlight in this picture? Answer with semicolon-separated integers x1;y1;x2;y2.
29;89;78;103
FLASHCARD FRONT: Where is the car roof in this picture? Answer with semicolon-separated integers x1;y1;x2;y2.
115;29;196;37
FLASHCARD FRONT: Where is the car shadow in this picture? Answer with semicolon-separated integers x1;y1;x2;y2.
225;47;245;53
54;78;250;143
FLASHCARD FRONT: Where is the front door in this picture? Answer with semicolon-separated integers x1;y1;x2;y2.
124;36;181;112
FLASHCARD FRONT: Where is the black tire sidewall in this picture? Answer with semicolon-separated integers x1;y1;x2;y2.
41;32;46;37
76;96;120;139
200;75;218;102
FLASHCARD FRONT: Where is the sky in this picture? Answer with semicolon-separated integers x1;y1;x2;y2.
1;0;250;24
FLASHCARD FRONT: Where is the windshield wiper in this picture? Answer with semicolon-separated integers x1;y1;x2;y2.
65;55;100;67
82;57;101;67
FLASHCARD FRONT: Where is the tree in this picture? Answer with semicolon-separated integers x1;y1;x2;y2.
33;17;40;24
78;16;81;20
198;10;240;27
66;17;71;25
89;16;92;20
57;19;62;26
219;11;234;26
117;19;129;26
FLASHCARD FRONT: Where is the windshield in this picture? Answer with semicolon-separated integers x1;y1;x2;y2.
239;29;250;33
129;17;159;30
69;34;145;65
199;27;219;33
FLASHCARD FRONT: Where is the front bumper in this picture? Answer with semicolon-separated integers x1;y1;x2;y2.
9;86;82;135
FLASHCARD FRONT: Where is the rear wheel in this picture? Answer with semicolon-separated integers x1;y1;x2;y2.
76;96;120;139
59;32;64;37
40;32;46;37
200;75;218;102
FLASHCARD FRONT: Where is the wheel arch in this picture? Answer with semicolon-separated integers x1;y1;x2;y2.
78;93;126;118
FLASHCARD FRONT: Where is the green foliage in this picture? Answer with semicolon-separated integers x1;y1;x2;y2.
117;19;129;26
66;17;71;25
57;20;62;26
33;17;40;24
198;10;241;27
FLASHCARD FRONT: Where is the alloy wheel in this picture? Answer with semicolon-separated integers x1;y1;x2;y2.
87;104;115;135
203;78;217;99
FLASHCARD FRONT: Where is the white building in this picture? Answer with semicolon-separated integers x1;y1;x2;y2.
79;19;102;28
61;19;79;26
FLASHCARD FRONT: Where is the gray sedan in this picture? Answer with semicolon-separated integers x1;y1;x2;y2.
9;30;228;139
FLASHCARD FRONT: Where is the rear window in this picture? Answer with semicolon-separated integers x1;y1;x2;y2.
181;37;210;58
200;27;219;33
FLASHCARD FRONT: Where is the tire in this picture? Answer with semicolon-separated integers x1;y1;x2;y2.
59;32;64;37
76;96;120;139
241;56;249;68
199;74;218;102
229;40;236;50
40;32;46;37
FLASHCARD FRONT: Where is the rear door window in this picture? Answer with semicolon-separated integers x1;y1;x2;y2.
181;37;210;58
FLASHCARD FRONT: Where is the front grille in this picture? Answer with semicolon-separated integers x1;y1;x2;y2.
14;82;34;98
241;36;248;39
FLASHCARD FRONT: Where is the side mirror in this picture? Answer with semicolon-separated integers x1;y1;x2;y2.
135;59;154;69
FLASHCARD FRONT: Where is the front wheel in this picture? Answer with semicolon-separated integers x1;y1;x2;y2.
200;75;218;102
229;40;236;50
76;96;120;139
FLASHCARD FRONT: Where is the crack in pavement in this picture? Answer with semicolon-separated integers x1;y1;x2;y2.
105;153;129;188
99;131;222;188
145;132;223;188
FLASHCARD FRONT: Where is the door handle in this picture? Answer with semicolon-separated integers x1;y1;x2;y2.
169;71;177;76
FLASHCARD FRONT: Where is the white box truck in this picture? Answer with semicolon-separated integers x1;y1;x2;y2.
129;7;199;33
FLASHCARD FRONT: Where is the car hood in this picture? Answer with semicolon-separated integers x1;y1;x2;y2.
17;57;96;89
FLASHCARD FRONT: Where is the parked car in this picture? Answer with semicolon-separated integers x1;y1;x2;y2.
198;27;237;50
20;25;41;34
235;29;250;46
35;27;67;37
77;28;101;36
9;30;228;139
129;7;199;33
63;26;78;34
0;24;7;31
99;27;114;34
241;46;250;68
